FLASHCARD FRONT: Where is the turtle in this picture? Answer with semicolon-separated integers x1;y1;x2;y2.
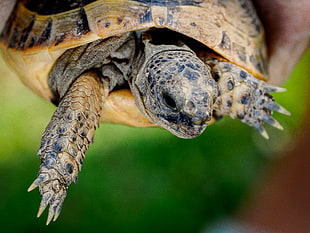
0;0;290;225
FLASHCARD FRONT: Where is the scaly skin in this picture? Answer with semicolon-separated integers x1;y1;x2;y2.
28;71;107;225
205;59;290;139
26;35;290;225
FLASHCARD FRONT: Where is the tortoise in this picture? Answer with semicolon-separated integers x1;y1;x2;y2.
0;0;290;225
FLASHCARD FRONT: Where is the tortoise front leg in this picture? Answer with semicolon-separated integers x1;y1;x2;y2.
209;61;290;139
28;71;107;225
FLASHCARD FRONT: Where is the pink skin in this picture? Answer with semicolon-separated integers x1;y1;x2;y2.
240;1;310;232
253;0;310;85
0;0;16;32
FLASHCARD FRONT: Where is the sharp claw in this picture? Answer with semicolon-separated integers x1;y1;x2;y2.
34;185;67;224
53;191;66;222
29;167;69;223
27;180;39;192
264;102;291;115
37;205;47;218
46;205;56;225
37;192;52;218
264;85;287;93
260;129;269;140
53;204;63;222
28;174;49;192
254;124;269;139
262;115;284;130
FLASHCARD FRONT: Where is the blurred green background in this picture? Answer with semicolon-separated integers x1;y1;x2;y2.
0;50;309;233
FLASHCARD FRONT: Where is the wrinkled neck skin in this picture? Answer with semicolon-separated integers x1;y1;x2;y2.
131;32;219;139
49;32;135;103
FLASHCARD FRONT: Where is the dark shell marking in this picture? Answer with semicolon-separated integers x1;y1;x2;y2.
134;0;203;6
1;1;92;50
1;0;201;50
24;0;97;15
0;0;267;82
76;8;90;36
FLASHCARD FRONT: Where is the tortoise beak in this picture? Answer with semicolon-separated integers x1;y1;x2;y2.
192;112;212;126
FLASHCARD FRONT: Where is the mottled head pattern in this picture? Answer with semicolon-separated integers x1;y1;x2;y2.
134;50;219;139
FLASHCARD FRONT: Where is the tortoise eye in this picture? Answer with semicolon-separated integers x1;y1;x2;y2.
163;93;177;110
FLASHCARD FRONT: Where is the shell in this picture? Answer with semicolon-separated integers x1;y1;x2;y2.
0;0;267;101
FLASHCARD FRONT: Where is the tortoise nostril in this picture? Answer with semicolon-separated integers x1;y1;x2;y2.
186;100;195;111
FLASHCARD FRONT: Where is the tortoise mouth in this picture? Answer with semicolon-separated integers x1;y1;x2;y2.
167;119;208;139
153;112;209;139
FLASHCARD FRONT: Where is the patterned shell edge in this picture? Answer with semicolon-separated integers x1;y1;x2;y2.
0;0;268;101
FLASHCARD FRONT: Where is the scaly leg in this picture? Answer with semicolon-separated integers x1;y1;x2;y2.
28;71;107;224
210;61;290;139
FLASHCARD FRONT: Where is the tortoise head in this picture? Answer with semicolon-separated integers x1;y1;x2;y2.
132;46;219;139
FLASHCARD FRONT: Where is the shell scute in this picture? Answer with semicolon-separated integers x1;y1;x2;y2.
0;0;268;100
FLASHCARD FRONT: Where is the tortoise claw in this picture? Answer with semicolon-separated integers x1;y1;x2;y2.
37;192;52;218
46;209;54;226
27;178;41;192
46;189;66;225
264;85;287;93
27;173;49;192
53;194;66;222
264;102;291;116
28;168;68;225
254;100;288;138
254;124;269;139
262;115;283;130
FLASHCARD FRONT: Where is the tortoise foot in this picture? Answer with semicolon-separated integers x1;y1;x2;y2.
211;61;290;139
28;166;68;225
28;71;104;224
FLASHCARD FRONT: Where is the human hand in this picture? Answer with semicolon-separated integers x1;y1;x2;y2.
253;0;310;85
